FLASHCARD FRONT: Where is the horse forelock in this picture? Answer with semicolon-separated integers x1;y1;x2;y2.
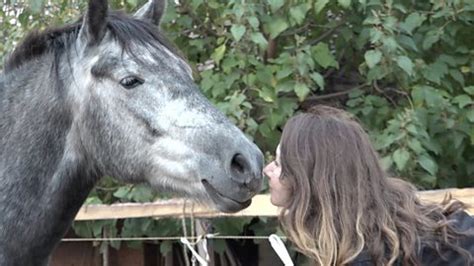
4;11;184;73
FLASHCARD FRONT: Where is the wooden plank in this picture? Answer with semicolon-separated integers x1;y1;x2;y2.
75;194;278;221
75;189;474;221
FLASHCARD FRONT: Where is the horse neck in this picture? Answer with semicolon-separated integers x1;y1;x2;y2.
0;57;97;264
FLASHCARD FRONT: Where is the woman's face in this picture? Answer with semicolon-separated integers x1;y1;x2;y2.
263;144;291;207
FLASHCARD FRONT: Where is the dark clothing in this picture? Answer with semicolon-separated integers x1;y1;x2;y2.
350;211;474;266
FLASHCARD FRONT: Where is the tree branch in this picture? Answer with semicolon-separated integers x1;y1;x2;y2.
303;83;369;103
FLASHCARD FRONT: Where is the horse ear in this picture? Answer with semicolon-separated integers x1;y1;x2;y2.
78;0;108;47
134;0;166;26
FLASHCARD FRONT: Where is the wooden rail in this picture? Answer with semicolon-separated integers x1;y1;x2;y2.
75;189;474;221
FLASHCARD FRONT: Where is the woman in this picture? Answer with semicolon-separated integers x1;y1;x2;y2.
263;105;473;265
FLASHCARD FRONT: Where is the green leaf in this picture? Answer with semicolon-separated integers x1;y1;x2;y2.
28;0;44;13
439;54;457;66
266;0;285;12
396;56;414;75
250;32;268;48
247;16;260;29
369;28;383;44
314;0;330;14
449;69;464;86
230;24;246;42
420;137;442;155
73;222;92;238
420;174;437;186
312;43;339;69
422;61;448;84
130;186;155;202
393;148;410;171
113;186;131;199
233;4;245;20
367;66;386;82
18;11;31;27
418;155;438;176
382;37;398;53
294;83;310;101
466;109;474;122
464;86;474;95
374;133;397;149
259;87;276;102
338;0;351;8
85;196;103;204
160;241;173;255
453;95;472;108
211;44;226;65
290;4;310;25
266;17;289;38
310;72;325;90
380;156;393;171
276;67;293;80
408;139;424;154
400;12;426;35
398;35;418;51
411;86;444;108
92;222;104;237
364;50;382;68
126;0;138;7
422;30;440;50
191;0;204;9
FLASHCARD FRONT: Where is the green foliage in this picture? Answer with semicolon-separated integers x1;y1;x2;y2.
1;0;473;250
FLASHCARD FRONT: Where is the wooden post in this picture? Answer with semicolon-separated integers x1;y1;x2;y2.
195;219;210;265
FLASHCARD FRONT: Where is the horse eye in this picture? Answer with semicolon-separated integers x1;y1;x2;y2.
119;76;144;89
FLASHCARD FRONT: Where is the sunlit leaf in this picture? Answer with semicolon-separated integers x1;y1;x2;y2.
314;0;330;14
393;148;410;171
28;0;44;13
453;95;472;108
211;44;226;65
400;12;426;34
464;86;474;95
294;83;310;101
266;17;289;38
310;72;325;90
364;49;382;68
250;32;268;48
422;30;440;50
312;42;339;69
113;186;131;199
290;4;310;25
230;24;246;42
418;155;438;176
247;16;260;29
396;56;414;75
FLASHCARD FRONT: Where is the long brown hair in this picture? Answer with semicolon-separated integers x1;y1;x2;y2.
278;105;472;265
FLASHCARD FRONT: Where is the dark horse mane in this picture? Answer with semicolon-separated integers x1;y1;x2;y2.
4;11;183;73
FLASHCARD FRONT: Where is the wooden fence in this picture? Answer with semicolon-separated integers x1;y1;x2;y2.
75;189;474;221
50;189;473;266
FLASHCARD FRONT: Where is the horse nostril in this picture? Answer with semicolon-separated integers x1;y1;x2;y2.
231;153;248;175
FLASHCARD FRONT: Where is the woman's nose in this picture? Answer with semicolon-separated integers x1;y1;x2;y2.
262;163;273;178
263;165;269;177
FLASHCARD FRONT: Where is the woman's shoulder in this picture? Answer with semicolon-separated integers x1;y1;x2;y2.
349;251;375;266
420;211;474;266
350;212;474;266
448;210;474;231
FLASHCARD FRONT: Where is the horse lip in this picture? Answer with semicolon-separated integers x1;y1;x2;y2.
201;179;251;213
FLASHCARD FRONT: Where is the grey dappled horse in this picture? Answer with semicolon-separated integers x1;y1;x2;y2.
0;0;263;265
